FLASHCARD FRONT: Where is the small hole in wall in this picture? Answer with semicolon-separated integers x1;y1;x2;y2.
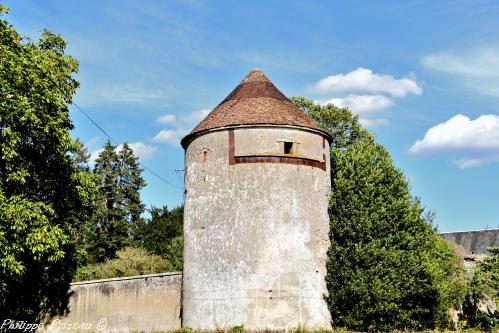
316;270;319;273
284;141;293;154
268;289;272;292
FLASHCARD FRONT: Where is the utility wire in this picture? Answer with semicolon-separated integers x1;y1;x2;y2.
72;102;184;191
72;102;117;143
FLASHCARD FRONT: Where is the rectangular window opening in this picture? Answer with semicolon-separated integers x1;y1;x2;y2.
284;141;293;154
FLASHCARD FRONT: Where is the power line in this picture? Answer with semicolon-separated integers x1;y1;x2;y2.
72;102;117;143
72;102;184;191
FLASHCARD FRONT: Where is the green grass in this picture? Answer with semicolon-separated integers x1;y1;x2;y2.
139;327;495;333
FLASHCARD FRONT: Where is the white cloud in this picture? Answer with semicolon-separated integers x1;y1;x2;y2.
409;114;499;168
453;156;499;169
422;47;499;96
154;130;178;145
359;118;389;128
153;109;211;146
318;94;393;115
153;128;189;146
422;48;499;78
89;141;157;165
80;85;172;105
126;142;157;159
180;109;210;125
310;67;422;97
156;114;176;124
309;68;422;127
89;148;103;166
156;109;210;129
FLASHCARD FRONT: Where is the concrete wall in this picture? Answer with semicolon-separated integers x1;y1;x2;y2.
182;127;331;330
440;229;499;256
42;272;182;333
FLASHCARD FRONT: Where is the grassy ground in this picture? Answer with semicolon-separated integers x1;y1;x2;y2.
140;328;494;333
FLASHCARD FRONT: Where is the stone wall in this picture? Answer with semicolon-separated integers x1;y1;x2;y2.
42;272;182;333
440;229;499;256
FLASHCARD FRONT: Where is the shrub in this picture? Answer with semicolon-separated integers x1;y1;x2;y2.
461;247;499;331
74;247;175;281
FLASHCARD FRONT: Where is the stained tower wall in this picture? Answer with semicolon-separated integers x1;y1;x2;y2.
182;126;331;330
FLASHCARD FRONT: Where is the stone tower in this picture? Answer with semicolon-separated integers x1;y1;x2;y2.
180;69;332;330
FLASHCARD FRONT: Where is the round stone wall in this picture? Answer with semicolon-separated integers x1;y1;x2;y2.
182;126;331;330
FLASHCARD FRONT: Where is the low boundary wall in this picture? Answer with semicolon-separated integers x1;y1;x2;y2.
440;229;499;256
43;272;182;333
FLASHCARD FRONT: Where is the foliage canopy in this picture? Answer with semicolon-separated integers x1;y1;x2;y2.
0;5;96;321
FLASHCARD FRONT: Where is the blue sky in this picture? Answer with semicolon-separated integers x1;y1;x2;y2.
4;0;499;232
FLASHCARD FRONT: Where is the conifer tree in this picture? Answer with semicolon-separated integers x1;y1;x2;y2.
118;142;146;225
88;140;146;263
71;138;92;171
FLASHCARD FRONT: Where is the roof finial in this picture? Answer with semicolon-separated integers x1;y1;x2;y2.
242;68;268;83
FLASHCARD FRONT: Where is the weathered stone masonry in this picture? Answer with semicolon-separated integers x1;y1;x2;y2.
42;273;182;333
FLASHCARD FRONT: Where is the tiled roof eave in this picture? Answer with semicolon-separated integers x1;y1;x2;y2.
181;123;332;149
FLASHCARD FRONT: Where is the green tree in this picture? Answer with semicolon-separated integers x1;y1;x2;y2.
87;140;146;263
118;142;146;225
292;98;465;331
326;141;465;331
461;247;499;330
89;140;127;262
290;96;372;149
71;138;91;171
0;5;96;321
134;206;184;271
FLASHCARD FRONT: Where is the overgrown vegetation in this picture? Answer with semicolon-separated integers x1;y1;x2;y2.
460;247;499;331
74;247;174;281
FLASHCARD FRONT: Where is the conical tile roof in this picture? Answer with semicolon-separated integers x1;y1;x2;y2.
181;69;329;148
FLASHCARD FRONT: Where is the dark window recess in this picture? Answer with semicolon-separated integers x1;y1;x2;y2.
284;142;293;154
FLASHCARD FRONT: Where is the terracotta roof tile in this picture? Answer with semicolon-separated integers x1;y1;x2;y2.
181;69;328;148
